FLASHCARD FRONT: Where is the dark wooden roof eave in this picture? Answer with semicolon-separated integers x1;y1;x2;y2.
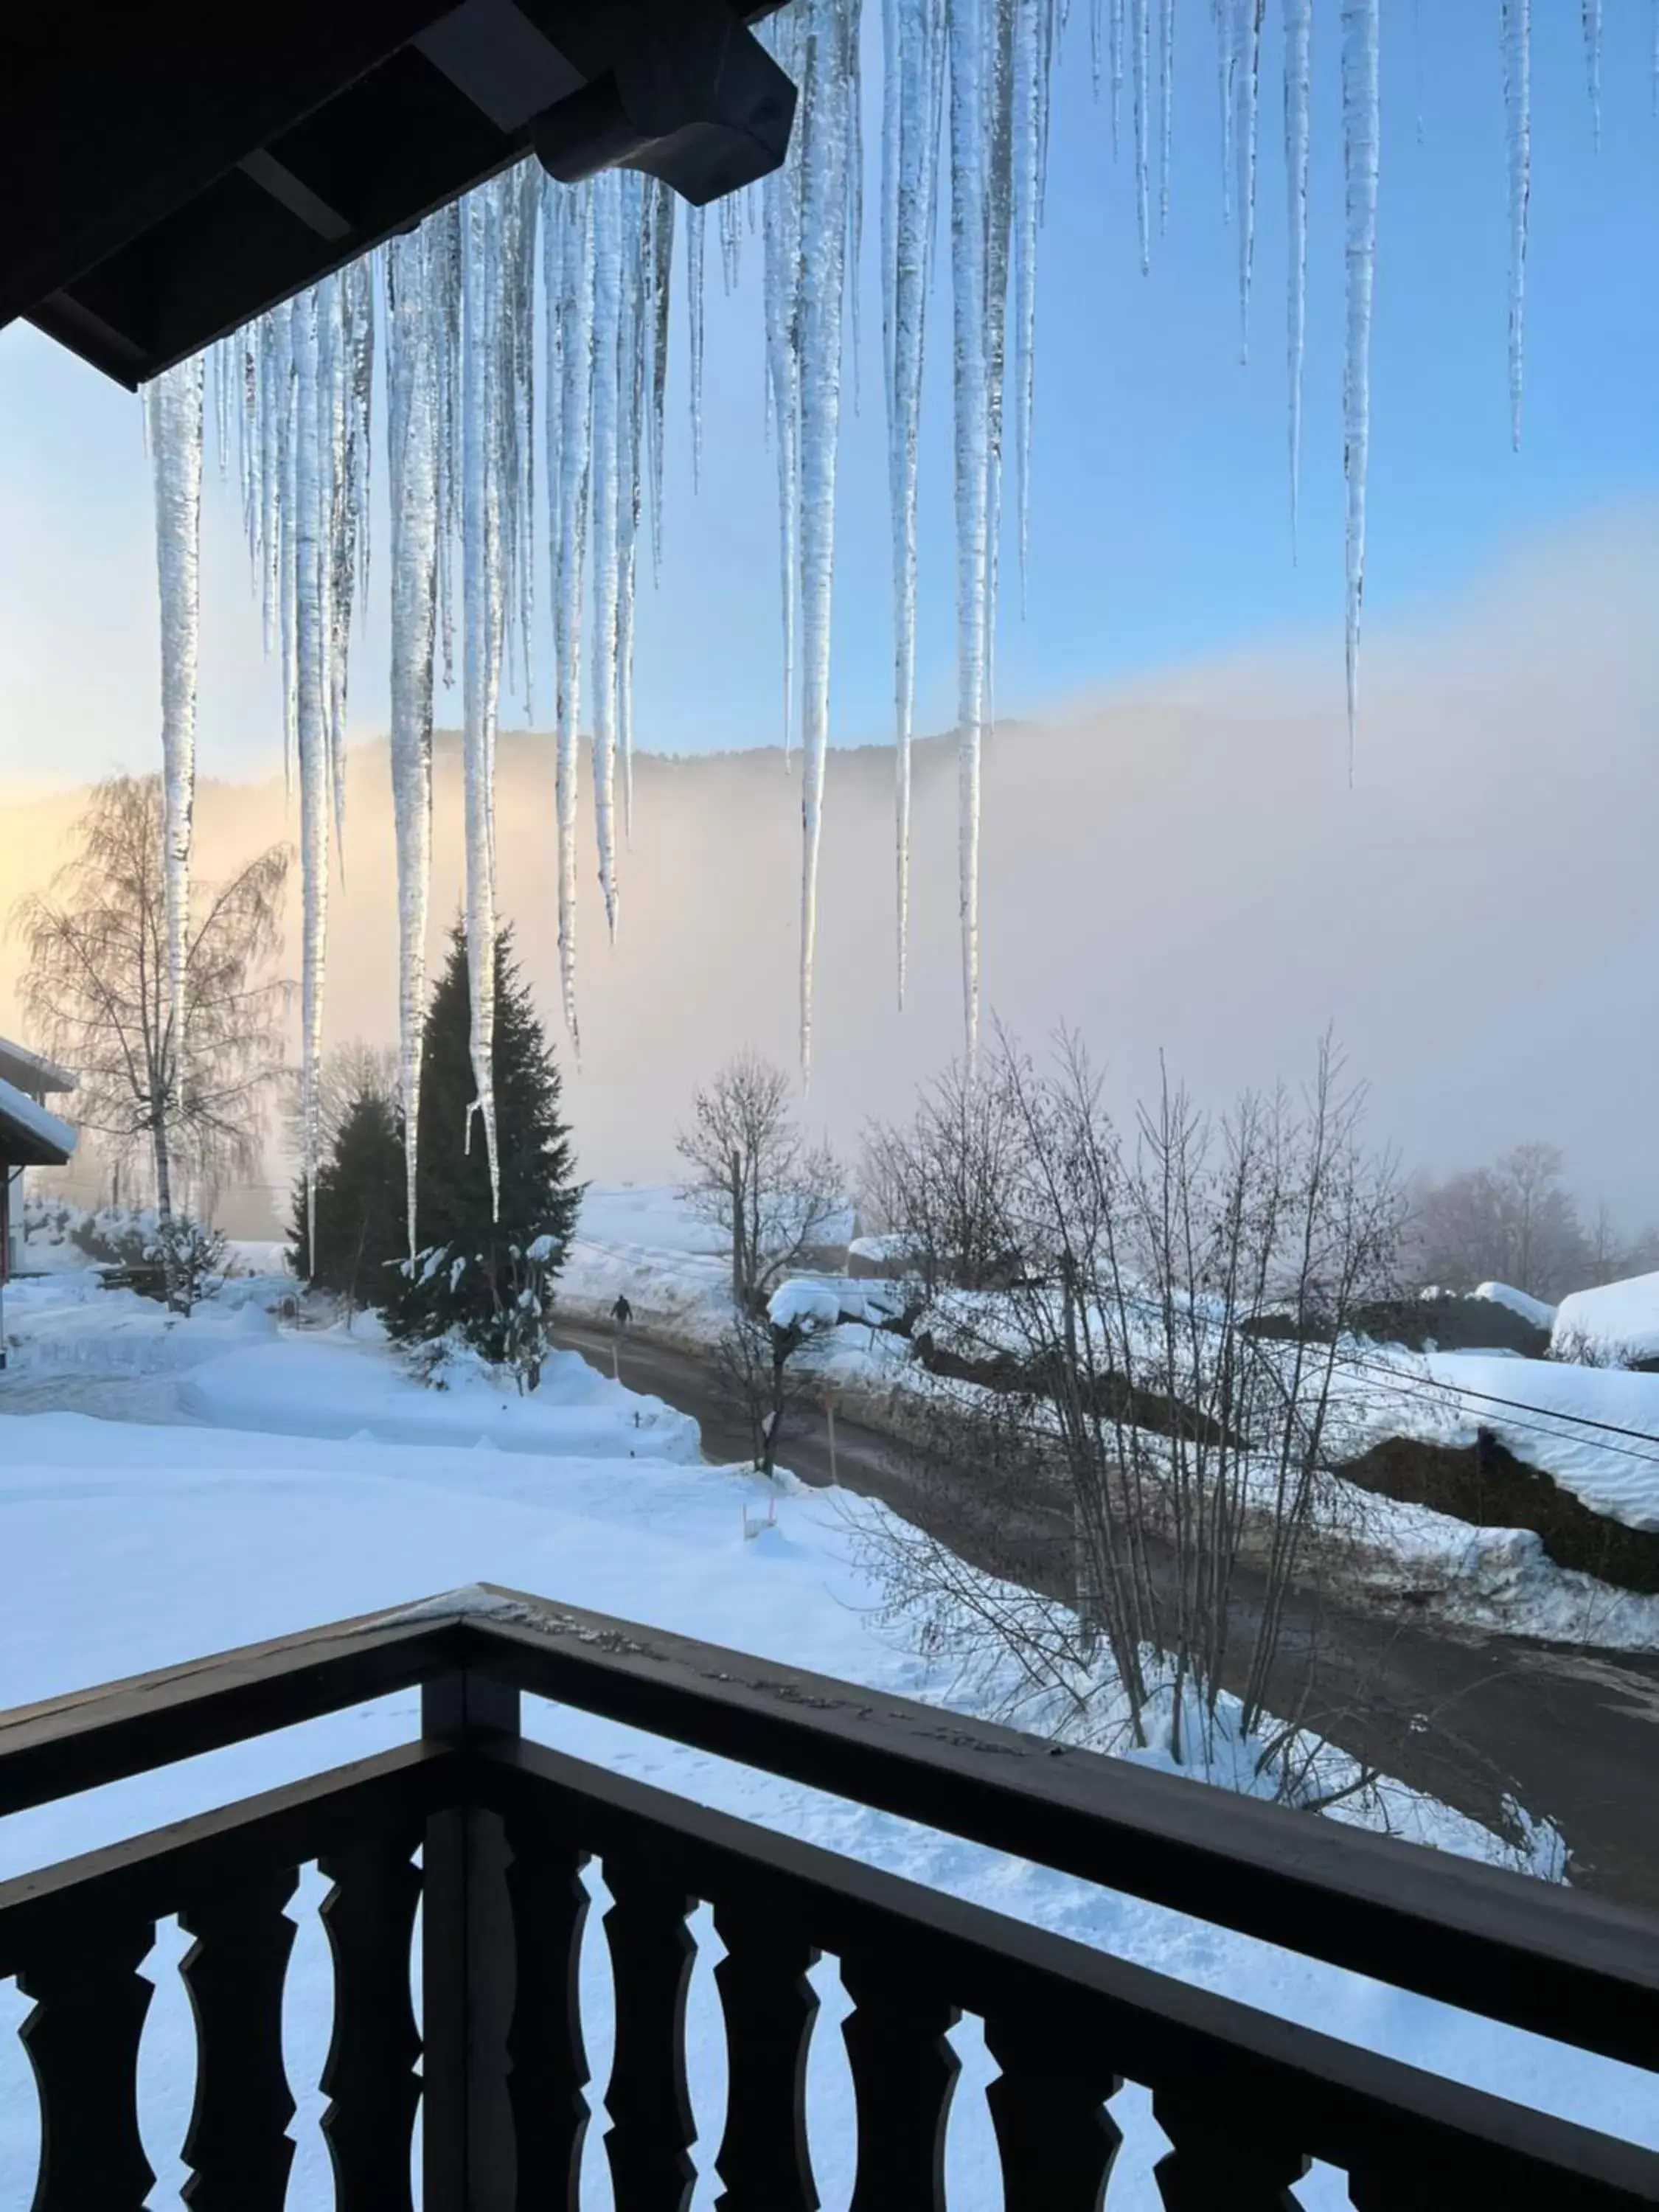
3;0;794;390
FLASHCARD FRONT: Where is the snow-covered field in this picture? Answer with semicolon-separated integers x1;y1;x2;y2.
0;1258;1652;2202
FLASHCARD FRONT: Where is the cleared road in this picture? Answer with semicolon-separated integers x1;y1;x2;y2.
556;1318;1659;1912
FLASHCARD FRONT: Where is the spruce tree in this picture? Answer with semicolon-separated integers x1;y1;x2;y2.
290;1088;406;1310
386;923;580;1378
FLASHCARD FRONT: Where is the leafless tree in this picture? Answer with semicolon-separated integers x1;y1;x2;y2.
677;1050;847;1310
863;1032;1408;1787
860;1056;1030;1298
13;776;291;1242
710;1310;815;1478
1408;1143;1590;1301
281;1039;400;1167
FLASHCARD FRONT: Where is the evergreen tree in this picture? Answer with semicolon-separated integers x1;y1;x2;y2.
290;1088;407;1310
386;924;580;1380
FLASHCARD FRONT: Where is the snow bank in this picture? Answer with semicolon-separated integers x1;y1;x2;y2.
1552;1271;1659;1367
1338;1347;1659;1536
178;1332;701;1461
1474;1281;1557;1330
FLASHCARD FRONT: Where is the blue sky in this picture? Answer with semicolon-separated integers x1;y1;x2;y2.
1;2;1656;786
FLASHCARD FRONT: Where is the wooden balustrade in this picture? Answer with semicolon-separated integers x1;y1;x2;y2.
0;1585;1649;2208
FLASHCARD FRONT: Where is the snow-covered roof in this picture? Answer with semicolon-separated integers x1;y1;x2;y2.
1551;1273;1659;1366
0;1037;74;1098
0;1077;76;1167
1472;1281;1557;1331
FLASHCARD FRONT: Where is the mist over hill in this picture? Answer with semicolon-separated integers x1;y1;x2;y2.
4;508;1658;1231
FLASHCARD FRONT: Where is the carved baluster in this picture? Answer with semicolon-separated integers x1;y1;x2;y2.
319;1830;422;2211
711;1895;819;2212
601;1851;697;2212
504;1815;592;2208
18;1912;156;2211
179;1864;299;2210
984;2014;1121;2212
1152;2091;1310;2212
839;1947;959;2212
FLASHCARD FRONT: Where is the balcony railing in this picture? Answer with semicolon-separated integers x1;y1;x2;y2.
0;1583;1654;2208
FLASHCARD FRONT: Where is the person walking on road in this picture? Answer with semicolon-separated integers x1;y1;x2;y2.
610;1293;633;1377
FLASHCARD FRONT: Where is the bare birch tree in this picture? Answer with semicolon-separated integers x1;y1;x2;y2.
13;775;291;1242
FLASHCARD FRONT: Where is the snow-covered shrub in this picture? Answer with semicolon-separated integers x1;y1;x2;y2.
151;1216;228;1315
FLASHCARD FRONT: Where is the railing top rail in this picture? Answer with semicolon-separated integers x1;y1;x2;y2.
0;1604;466;1818
0;1583;1652;2076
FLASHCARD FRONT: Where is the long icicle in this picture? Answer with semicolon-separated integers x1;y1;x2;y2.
1131;0;1150;272
797;0;859;1077
1234;0;1263;358
1501;0;1530;452
1582;0;1602;149
618;174;649;844
686;201;707;490
884;0;944;1007
1158;0;1175;233
1284;0;1311;555
293;290;330;1267
762;11;806;762
591;170;624;939
951;0;992;1056
386;224;440;1256
146;358;205;1100
549;179;595;1045
1012;0;1048;605
461;182;503;1216
1340;0;1380;774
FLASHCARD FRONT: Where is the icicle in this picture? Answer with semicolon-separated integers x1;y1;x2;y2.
1132;0;1150;272
762;8;806;761
293;290;331;1265
1213;0;1234;222
685;202;706;490
1233;0;1262;357
436;201;463;693
983;0;1016;734
386;223;439;1254
547;179;594;1048
645;180;675;582
1413;0;1425;144
1110;0;1124;152
796;0;860;1077
1340;0;1379;771
950;0;993;1055
145;359;204;1057
319;276;356;866
591;170;625;939
1012;0;1047;607
278;304;301;803
1090;0;1103;102
1284;0;1310;554
1501;0;1529;452
884;0;944;1006
1582;1;1601;149
720;186;745;291
461;184;504;1217
1158;0;1175;233
618;174;650;844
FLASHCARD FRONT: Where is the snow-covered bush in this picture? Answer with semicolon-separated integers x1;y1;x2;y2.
150;1216;229;1315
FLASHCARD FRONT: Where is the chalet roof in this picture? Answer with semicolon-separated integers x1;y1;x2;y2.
3;0;794;389
0;1039;76;1099
0;1078;76;1169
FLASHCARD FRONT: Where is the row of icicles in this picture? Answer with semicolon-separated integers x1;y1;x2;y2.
145;0;1621;1252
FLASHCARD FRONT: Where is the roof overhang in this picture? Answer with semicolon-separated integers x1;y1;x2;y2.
0;1079;76;1170
0;1040;76;1099
4;0;796;389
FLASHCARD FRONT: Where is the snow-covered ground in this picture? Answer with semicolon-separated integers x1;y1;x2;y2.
0;1265;1652;2202
560;1188;1659;1646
